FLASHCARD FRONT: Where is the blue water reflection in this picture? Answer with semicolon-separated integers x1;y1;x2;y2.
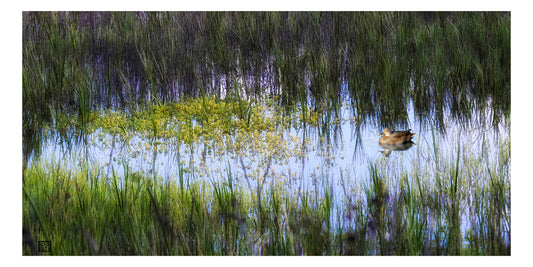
37;99;509;194
35;98;510;244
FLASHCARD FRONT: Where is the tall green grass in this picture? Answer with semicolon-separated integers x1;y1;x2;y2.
23;134;510;255
23;11;510;158
22;11;510;255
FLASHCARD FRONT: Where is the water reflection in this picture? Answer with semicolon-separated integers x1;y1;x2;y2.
34;98;509;193
379;142;415;157
22;11;511;254
31;97;510;251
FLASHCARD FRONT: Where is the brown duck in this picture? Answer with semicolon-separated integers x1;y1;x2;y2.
379;128;416;145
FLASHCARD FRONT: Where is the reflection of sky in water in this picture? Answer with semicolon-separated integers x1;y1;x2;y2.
36;99;509;241
38;99;509;193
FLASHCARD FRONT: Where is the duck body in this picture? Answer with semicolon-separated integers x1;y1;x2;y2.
379;128;416;145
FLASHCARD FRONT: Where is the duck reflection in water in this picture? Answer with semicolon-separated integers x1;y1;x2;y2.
378;128;416;157
379;142;415;157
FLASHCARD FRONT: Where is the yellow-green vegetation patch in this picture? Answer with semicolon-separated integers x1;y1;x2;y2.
89;96;320;163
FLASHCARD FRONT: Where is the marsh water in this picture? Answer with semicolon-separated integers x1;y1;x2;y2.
38;97;508;192
23;12;510;255
35;91;510;243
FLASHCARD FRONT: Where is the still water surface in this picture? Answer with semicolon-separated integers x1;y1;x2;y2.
36;96;510;245
39;99;509;198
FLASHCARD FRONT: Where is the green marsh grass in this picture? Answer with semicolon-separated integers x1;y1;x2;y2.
23;131;510;255
23;12;510;157
22;11;510;256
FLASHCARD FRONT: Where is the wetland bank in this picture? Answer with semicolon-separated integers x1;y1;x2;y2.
22;11;510;255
